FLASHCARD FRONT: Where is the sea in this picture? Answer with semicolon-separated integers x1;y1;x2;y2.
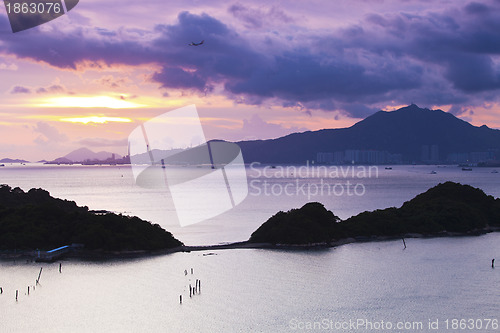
0;164;499;332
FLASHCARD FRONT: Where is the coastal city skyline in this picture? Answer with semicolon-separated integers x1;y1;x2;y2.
2;0;500;161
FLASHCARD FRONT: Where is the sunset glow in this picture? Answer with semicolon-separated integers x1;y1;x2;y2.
60;116;132;124
41;96;146;109
1;0;500;162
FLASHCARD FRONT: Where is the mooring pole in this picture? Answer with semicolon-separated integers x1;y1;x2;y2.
402;238;406;249
36;267;43;284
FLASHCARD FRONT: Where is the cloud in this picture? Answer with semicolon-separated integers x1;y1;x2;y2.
36;84;65;94
339;103;380;119
236;114;308;140
11;86;31;94
9;84;66;95
0;63;18;70
94;75;131;88
464;2;491;14
3;4;500;117
33;122;68;144
228;3;293;29
355;4;500;94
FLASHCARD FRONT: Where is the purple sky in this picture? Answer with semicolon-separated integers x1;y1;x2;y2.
1;0;500;160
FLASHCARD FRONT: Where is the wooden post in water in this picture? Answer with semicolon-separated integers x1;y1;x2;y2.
36;267;43;284
179;295;182;304
59;263;62;273
0;287;2;294
191;268;193;274
493;259;495;268
16;290;18;301
27;286;29;295
402;238;406;249
199;280;201;293
189;285;192;297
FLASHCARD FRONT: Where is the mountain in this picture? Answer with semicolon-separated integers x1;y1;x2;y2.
237;104;500;164
57;148;122;163
0;158;30;163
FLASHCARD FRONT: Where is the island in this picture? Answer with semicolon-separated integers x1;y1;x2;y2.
1;182;500;261
0;184;183;260
249;182;500;245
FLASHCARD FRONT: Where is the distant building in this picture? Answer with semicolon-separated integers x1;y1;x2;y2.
430;145;439;162
316;152;333;164
421;145;439;163
421;145;429;162
447;151;495;164
317;150;402;164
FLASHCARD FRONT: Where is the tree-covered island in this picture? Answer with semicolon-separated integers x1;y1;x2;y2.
249;182;500;245
2;182;499;259
0;185;183;256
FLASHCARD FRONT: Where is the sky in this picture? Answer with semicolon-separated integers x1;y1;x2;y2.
1;0;500;161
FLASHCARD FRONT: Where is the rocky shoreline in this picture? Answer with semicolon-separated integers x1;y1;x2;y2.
2;227;498;262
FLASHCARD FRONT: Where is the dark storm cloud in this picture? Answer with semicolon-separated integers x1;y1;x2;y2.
464;2;491;14
2;2;500;117
357;3;500;94
149;11;269;93
0;12;154;69
226;52;422;102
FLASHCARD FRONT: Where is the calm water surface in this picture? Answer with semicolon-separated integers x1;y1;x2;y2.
0;164;499;332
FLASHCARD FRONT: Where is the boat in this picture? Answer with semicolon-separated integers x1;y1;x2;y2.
0;164;4;167
462;167;472;171
430;170;437;174
385;167;392;170
492;170;499;174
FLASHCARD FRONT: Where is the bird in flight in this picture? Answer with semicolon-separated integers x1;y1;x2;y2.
189;40;204;46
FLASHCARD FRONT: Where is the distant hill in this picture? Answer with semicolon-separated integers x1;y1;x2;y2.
0;158;30;163
249;182;500;245
49;157;73;164
47;147;122;164
238;104;500;164
63;147;121;162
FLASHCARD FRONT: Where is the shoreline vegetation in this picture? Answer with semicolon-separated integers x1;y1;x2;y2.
1;182;500;261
